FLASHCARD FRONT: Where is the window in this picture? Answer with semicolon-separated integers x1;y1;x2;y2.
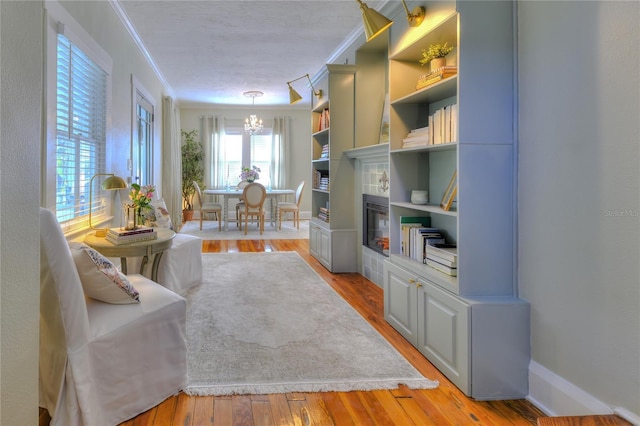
222;130;273;188
132;82;154;186
55;33;109;223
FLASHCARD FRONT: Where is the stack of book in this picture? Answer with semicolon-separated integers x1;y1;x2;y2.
424;243;458;276
106;226;157;245
319;144;329;159
402;126;430;148
318;207;330;223
416;66;458;90
313;170;329;190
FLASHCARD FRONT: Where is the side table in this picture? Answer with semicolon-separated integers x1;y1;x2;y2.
84;228;176;282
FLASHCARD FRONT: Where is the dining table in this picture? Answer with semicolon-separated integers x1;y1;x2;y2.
203;187;295;231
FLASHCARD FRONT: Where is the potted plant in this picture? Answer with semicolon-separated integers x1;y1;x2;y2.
181;129;204;222
419;42;454;72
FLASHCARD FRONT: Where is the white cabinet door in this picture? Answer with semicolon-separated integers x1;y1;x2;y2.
383;261;418;346
417;280;470;394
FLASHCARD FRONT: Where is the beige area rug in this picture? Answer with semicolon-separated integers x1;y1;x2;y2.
179;218;309;240
183;252;438;396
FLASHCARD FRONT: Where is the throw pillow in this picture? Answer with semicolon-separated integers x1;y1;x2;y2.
69;242;140;304
150;198;174;230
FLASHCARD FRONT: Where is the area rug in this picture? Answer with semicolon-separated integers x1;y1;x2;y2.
179;218;309;240
183;252;438;396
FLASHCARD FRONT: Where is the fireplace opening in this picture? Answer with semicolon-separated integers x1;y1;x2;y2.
363;194;389;256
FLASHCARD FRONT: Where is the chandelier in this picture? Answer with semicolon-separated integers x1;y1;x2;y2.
243;91;264;135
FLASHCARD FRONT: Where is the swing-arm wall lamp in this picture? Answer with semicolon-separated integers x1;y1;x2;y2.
286;74;322;105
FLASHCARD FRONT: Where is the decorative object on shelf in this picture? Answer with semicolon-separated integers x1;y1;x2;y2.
243;91;264;135
181;129;204;222
286;74;322;105
355;0;394;42
239;165;261;183
411;190;428;205
88;173;127;237
440;170;457;211
419;42;454;72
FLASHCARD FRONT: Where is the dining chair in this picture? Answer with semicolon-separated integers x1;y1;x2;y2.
238;182;267;235
278;180;305;230
235;180;249;228
193;181;222;231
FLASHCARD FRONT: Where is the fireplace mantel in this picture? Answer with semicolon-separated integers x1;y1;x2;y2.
344;143;389;160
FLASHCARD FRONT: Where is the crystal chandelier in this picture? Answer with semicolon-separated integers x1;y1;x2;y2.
243;91;264;135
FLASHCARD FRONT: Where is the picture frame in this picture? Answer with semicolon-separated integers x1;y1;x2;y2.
378;93;390;144
440;169;457;211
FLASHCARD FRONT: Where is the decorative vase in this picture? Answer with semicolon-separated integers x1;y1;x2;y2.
124;204;139;230
247;178;255;183
411;190;428;205
430;57;447;72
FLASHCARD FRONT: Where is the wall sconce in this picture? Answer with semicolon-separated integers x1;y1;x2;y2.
355;0;393;41
89;173;127;237
286;74;323;105
355;0;425;42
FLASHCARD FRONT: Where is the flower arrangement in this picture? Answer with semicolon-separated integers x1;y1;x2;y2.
419;42;454;66
239;165;261;182
129;183;155;211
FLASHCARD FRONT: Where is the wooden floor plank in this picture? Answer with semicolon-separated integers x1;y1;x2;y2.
250;400;274;426
192;395;214;425
267;393;296;426
153;396;178;426
212;397;233;426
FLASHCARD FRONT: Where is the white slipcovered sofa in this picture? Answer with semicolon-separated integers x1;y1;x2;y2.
39;208;188;425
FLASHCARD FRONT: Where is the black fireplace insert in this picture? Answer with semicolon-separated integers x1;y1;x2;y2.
362;194;389;256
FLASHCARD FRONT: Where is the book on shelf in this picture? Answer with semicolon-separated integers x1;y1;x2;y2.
403;126;430;148
416;66;458;90
425;257;458;276
400;216;431;226
429;103;458;145
425;253;457;268
424;243;458;263
318;108;330;132
317;206;330;222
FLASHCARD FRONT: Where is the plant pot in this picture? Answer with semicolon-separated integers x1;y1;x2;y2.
182;209;194;223
430;57;447;72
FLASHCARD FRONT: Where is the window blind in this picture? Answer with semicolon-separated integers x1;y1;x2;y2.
55;34;108;224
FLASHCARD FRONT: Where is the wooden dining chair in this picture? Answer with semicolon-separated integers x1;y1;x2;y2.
193;181;222;231
238;182;266;235
278;180;305;230
235;180;250;228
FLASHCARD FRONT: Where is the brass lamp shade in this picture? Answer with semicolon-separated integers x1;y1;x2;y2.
102;175;127;190
288;84;303;105
357;0;393;41
89;173;127;237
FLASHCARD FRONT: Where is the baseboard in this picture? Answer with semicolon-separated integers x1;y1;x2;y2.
528;361;640;425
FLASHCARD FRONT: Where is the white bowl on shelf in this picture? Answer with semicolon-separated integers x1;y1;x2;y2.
411;190;428;205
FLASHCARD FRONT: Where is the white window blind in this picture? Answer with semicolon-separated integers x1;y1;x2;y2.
55;34;108;224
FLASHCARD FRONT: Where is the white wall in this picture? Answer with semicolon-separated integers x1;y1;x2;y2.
0;2;42;424
180;107;312;215
0;1;169;421
518;0;639;419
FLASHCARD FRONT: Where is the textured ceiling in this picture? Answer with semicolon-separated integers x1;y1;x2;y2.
117;0;386;107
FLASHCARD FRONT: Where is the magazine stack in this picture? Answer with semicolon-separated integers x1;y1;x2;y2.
424;243;458;276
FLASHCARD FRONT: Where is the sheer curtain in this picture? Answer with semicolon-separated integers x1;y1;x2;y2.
162;96;182;229
271;116;289;189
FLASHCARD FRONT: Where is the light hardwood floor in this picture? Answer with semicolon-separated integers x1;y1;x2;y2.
41;237;548;426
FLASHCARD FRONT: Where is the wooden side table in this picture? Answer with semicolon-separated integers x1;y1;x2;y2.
84;229;175;282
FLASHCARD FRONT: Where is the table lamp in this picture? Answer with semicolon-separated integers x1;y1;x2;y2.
89;173;127;237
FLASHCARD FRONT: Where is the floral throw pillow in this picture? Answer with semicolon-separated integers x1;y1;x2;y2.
69;242;140;304
150;199;174;230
